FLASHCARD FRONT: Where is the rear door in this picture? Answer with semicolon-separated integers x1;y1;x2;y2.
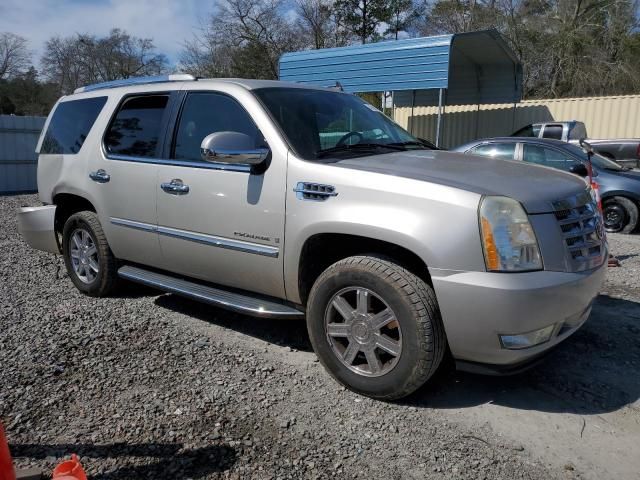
92;91;178;268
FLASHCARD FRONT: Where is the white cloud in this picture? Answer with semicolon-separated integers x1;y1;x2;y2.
0;0;207;66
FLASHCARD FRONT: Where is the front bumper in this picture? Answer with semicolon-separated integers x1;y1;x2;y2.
432;259;607;366
17;205;59;254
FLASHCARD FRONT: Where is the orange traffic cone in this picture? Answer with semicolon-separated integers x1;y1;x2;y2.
51;455;86;480
0;423;16;480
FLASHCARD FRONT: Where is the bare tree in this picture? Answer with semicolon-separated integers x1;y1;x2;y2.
41;29;167;94
180;0;304;79
0;32;31;80
296;0;335;49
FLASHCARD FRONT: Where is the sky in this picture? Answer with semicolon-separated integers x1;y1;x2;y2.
0;0;209;66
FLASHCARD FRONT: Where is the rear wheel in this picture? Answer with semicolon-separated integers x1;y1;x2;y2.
62;211;118;296
306;256;446;400
603;196;638;234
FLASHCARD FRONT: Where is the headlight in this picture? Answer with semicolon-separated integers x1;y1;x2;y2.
479;196;542;272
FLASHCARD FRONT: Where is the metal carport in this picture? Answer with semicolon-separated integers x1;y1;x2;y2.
279;29;522;146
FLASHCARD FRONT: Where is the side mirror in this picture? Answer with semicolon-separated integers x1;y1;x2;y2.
200;131;269;166
579;138;594;155
569;163;589;177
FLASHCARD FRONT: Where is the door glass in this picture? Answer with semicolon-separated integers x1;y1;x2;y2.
173;92;264;161
512;124;541;138
542;125;563;140
105;95;169;158
41;97;107;154
469;143;516;159
522;144;579;171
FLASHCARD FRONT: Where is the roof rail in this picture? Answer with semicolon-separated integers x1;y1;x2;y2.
74;74;196;94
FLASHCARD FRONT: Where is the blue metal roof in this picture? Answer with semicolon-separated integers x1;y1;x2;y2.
279;29;522;105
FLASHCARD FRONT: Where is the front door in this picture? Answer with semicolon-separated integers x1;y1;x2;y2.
155;90;287;299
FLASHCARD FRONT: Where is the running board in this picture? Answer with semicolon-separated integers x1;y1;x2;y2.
118;265;305;319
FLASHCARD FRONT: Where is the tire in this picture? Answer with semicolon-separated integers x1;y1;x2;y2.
62;211;118;296
306;256;446;400
603;196;638;234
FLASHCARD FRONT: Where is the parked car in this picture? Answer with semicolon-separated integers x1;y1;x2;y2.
454;137;640;233
511;121;640;168
18;75;606;400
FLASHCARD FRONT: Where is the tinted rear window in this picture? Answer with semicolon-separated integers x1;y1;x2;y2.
105;95;169;158
542;125;563;140
41;97;107;154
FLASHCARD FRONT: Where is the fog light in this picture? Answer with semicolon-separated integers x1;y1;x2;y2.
499;325;555;350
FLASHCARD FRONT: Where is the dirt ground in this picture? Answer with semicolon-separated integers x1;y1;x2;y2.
1;194;639;479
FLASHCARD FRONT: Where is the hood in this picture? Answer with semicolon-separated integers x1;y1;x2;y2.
335;150;588;214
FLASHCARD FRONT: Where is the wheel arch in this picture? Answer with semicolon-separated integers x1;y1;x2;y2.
291;230;433;306
52;192;97;236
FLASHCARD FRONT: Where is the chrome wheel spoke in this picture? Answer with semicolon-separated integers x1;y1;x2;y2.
356;289;370;314
332;296;354;321
88;258;99;273
365;349;382;374
371;308;395;330
72;233;82;250
85;245;97;257
375;334;401;356
327;323;350;338
342;341;360;365
70;249;81;260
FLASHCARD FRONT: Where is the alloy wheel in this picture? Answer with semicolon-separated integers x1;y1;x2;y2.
69;228;99;284
324;287;402;377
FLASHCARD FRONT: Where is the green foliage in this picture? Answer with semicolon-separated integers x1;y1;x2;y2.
334;0;392;44
0;67;57;116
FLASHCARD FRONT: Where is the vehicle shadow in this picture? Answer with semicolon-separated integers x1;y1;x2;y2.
153;292;639;416
154;294;313;352
406;295;640;416
10;442;236;479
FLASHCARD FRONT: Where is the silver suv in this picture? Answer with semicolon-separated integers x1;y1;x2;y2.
19;75;607;400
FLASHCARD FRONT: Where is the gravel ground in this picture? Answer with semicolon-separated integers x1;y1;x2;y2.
1;194;639;480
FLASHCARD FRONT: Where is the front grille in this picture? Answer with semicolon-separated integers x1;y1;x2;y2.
552;191;606;272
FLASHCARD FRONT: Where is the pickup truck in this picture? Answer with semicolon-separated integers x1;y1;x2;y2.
18;75;607;400
512;121;640;168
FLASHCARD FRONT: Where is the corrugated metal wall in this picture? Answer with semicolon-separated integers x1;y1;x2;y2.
394;94;640;149
0;115;45;193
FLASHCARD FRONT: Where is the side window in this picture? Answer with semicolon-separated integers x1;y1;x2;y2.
469;143;516;160
512;124;540;138
105;94;169;158
569;123;587;140
173;92;263;161
522;145;578;171
542;125;563;140
41;96;107;154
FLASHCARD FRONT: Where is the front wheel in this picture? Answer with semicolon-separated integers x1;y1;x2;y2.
306;256;446;400
62;211;119;296
603;196;638;234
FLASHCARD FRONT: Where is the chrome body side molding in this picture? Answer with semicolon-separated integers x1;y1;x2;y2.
118;265;304;319
110;218;279;258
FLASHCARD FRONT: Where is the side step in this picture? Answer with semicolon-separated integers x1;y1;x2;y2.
118;265;305;319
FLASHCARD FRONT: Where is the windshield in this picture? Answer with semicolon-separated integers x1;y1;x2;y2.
563;143;625;171
254;88;426;160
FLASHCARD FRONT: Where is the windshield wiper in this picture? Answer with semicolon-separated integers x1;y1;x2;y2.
316;143;406;158
387;140;436;150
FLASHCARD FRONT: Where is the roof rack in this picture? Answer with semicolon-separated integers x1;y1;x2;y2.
74;74;197;94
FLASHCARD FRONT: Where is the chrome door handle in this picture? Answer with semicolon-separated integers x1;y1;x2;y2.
89;169;110;183
161;179;190;195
